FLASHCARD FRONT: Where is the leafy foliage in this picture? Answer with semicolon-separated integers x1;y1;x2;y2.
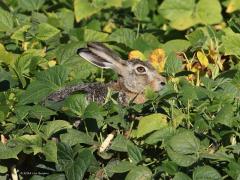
0;0;240;179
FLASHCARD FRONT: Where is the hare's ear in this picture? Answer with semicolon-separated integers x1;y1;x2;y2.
77;48;113;69
77;42;125;70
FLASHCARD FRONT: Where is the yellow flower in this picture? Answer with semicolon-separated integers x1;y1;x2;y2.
149;48;166;73
128;50;145;61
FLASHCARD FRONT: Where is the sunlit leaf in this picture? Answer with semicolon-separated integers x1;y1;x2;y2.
137;113;168;138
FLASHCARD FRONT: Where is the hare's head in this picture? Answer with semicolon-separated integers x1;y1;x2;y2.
77;42;166;93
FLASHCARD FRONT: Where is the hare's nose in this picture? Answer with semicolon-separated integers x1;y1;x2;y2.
159;76;166;86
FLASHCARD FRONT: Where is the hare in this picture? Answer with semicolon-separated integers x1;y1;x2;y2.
47;42;166;105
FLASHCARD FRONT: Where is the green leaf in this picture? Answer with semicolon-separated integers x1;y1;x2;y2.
19;66;69;104
196;0;222;25
36;66;68;87
161;161;178;175
225;161;240;180
42;140;57;163
167;147;199;167
110;161;136;173
83;102;105;120
193;166;222;180
18;80;53;105
222;31;240;56
104;0;122;8
158;0;196;30
63;94;88;117
15;134;42;148
18;0;45;11
167;130;200;167
108;28;136;47
137;113;168;138
64;149;93;180
214;104;234;127
36;23;60;41
74;0;101;22
158;0;222;30
55;42;84;65
110;134;129;152
132;0;149;21
41;120;72;138
0;8;14;32
29;105;56;119
186;29;207;48
11;25;31;41
0;165;8;174
164;52;183;75
173;172;192;180
126;166;152;180
172;108;186;128
45;174;66;180
0;67;17;88
127;142;142;164
60;129;96;146
168;130;200;155
57;9;74;31
105;115;127;129
84;29;108;42
0;43;15;66
0;142;22;159
14;134;42;155
145;127;175;144
180;83;198;102
57;142;74;163
163;40;190;54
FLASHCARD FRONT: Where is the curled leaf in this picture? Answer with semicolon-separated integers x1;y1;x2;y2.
197;51;209;68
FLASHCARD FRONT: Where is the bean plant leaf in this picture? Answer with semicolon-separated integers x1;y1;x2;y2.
222;31;240;56
0;142;22;159
110;161;136;173
136;113;168;138
132;0;149;21
0;8;14;32
127;142;142;164
159;0;222;30
19;66;69;104
60;129;96;146
36;23;60;41
74;0;101;22
41;120;72;138
167;130;200;167
18;0;46;11
125;166;152;180
173;172;192;180
193;166;222;180
164;52;183;75
108;28;136;47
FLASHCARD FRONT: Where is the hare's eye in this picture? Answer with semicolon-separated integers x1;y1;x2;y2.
136;66;146;73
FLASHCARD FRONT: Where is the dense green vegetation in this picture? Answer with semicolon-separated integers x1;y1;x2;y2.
0;0;240;179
